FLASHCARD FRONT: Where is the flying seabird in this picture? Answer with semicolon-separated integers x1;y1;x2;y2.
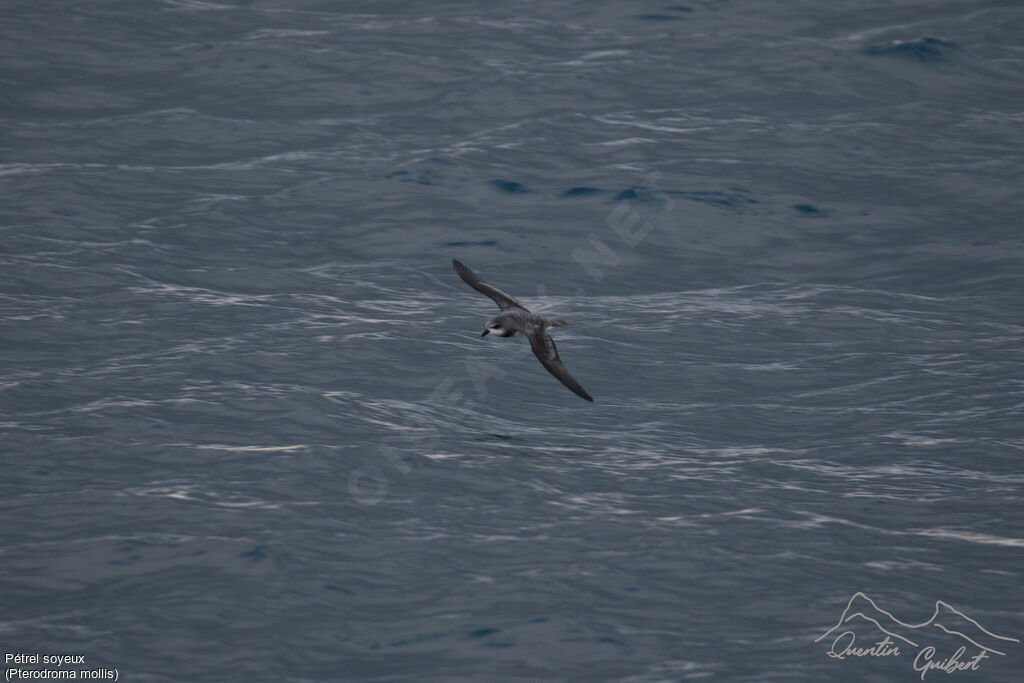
452;259;594;402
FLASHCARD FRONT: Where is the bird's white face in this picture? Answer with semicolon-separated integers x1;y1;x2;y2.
483;321;514;337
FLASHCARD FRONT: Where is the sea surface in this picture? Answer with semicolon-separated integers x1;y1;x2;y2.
2;1;1023;681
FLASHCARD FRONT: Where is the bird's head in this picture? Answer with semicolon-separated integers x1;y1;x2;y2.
482;318;505;337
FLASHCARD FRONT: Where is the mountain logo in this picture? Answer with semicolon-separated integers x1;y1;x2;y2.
816;592;1019;679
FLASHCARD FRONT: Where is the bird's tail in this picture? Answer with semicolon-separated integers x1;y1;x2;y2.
547;319;569;328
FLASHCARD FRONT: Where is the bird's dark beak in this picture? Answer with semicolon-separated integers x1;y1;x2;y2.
481;329;489;337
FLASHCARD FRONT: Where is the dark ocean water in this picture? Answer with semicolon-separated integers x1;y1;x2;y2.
3;1;1023;681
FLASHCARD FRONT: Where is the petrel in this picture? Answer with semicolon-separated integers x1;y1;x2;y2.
452;259;594;402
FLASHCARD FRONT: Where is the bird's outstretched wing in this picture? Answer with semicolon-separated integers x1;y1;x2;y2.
452;259;526;312
528;330;594;402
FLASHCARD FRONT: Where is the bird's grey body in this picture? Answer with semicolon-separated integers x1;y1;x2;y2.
453;259;593;402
